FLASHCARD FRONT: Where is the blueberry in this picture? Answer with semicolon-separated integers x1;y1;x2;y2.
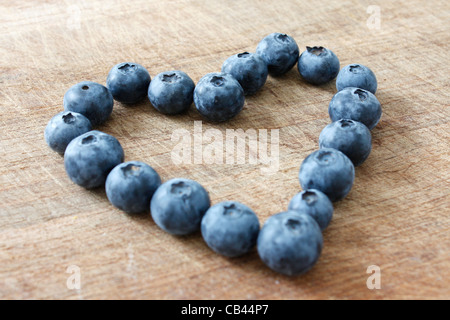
201;201;260;257
328;87;382;130
319;119;372;166
44;111;92;154
299;148;355;202
106;62;151;104
257;211;323;276
336;64;377;94
64;130;124;189
256;33;299;76
288;189;333;231
148;70;195;115
193;72;245;122
221;52;268;95
150;178;210;235
297;46;340;85
105;161;161;214
63;81;114;126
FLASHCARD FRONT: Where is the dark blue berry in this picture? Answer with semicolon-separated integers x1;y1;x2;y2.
201;201;260;257
148;70;195;114
328;87;382;130
297;46;340;85
257;211;323;276
63;81;113;126
106;161;161;214
299;148;355;202
194;72;245;122
256;33;299;76
151;178;210;235
44;111;92;154
336;64;377;94
288;189;333;231
64;130;124;189
319;119;372;166
106;62;151;104
221;52;268;95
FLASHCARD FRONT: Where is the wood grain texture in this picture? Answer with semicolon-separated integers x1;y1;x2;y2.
0;0;449;300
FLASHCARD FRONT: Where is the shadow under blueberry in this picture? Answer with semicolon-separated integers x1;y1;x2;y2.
84;185;109;202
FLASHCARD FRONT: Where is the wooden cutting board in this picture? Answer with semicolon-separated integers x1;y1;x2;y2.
0;0;448;299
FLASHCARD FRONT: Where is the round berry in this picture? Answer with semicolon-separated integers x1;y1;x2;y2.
107;62;151;104
201;201;260;257
194;72;245;122
256;33;299;76
106;161;161;214
64;130;124;189
63;81;114;126
328;87;382;130
297;46;340;85
319;119;372;166
288;189;334;231
44;111;92;154
257;211;323;276
299;148;355;202
148;70;195;115
151;178;210;235
221;52;268;95
336;64;377;94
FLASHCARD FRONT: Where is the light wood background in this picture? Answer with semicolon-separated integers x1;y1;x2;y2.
0;0;449;300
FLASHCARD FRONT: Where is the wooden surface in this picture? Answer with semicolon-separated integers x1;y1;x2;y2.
0;0;449;300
